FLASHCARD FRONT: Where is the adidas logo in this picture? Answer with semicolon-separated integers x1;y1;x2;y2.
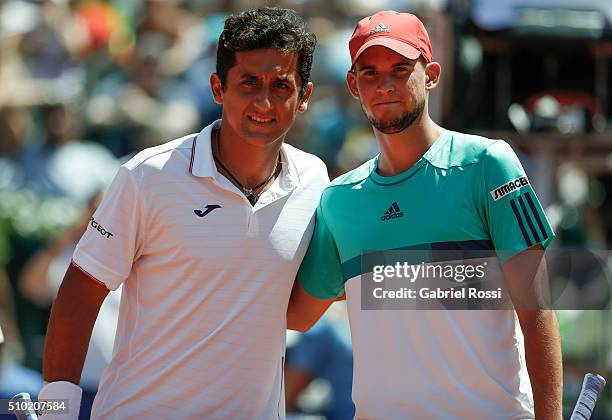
381;201;404;221
368;23;390;35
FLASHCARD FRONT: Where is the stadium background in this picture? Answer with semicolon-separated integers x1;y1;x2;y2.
0;0;611;418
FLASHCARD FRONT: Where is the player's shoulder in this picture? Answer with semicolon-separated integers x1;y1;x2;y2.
122;133;196;173
428;130;515;169
317;158;375;203
329;158;376;188
315;158;376;216
283;143;326;170
283;142;328;177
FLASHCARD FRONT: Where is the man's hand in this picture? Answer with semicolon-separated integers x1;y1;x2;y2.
287;280;337;332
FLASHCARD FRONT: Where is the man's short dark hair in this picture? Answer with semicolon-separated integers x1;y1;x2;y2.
216;7;316;98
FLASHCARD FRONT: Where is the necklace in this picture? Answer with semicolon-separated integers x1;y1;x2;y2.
212;128;281;205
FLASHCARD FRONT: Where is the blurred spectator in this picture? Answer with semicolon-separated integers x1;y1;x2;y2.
286;306;354;420
0;269;43;400
84;27;202;154
75;0;132;58
0;106;30;189
0;106;28;159
17;104;118;203
0;0;87;107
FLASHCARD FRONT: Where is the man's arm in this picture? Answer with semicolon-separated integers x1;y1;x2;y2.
502;247;562;420
287;281;339;332
44;262;110;383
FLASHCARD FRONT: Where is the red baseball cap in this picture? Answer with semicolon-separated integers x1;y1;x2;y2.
349;11;433;67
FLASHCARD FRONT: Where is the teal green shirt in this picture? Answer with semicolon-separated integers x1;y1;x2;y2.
298;130;555;299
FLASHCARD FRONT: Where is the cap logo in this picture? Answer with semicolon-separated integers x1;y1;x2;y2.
368;23;390;35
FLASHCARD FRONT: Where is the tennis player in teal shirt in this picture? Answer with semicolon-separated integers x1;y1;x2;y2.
288;10;562;420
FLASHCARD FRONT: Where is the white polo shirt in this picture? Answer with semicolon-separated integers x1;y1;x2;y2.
73;120;328;419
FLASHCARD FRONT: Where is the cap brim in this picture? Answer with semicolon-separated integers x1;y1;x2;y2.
352;37;421;66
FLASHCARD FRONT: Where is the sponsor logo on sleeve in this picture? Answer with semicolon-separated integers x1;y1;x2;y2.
90;217;114;238
490;176;529;201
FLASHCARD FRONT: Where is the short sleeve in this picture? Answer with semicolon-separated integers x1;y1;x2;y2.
483;141;555;263
297;198;345;299
72;166;145;290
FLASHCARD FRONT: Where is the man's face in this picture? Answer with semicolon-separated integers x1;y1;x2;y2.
211;48;312;147
347;46;428;134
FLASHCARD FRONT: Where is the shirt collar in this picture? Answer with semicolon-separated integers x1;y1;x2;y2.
189;119;300;195
189;120;219;178
278;143;299;192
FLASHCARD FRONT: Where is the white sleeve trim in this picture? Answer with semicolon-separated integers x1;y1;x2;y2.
72;250;125;291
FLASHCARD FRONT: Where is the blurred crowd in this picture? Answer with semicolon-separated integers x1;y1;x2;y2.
1;0;612;418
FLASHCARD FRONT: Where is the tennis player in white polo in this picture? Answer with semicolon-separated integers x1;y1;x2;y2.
39;7;328;419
